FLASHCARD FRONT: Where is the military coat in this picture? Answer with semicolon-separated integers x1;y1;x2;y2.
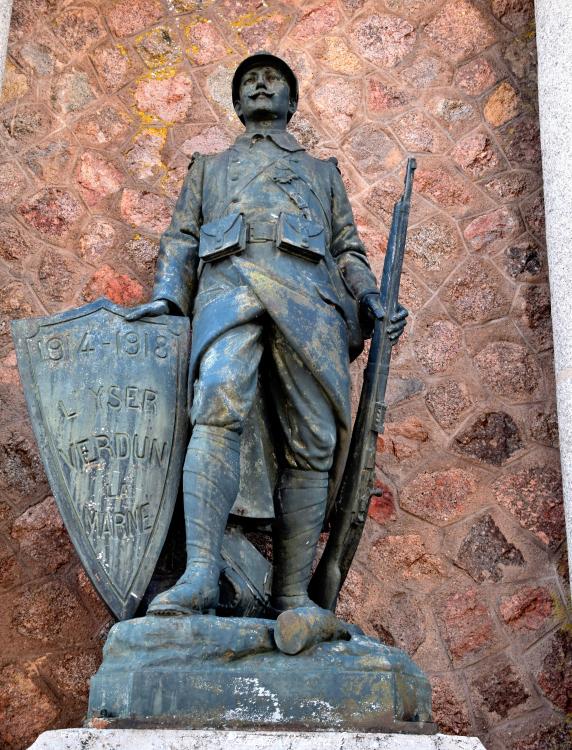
151;130;379;514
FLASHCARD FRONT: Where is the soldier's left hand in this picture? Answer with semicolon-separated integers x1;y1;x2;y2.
387;304;408;343
361;294;408;344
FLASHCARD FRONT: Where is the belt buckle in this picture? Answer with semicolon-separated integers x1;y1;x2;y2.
248;222;274;243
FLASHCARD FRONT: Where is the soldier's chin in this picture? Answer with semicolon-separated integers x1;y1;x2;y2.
249;103;282;121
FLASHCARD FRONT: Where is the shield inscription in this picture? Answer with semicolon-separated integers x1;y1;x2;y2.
12;298;189;620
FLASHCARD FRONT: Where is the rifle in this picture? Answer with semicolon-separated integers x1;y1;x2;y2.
309;157;416;611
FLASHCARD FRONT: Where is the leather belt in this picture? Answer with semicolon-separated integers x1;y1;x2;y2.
247;221;276;243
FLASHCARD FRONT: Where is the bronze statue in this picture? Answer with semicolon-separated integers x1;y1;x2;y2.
13;52;438;731
125;52;407;617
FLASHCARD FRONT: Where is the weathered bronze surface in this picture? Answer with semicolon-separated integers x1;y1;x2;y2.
274;606;350;655
13;51;431;734
87;614;435;733
11;300;189;620
123;51;407;620
310;158;416;610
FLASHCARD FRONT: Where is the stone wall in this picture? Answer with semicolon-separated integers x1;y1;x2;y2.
0;0;569;748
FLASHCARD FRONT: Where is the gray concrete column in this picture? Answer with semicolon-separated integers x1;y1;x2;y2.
535;0;572;584
0;0;13;88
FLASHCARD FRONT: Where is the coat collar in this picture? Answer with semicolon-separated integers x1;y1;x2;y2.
233;129;305;153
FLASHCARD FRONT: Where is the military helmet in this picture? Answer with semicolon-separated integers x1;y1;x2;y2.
232;51;299;123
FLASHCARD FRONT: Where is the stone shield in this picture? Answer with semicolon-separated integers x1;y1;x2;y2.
11;299;189;621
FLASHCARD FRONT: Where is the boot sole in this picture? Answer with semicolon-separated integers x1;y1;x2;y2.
147;604;197;616
147;604;218;617
146;577;220;617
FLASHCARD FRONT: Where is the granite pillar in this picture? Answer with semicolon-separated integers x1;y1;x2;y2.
0;0;12;88
535;0;572;583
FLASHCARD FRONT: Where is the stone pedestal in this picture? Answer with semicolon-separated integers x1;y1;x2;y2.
28;729;487;749
87;614;434;734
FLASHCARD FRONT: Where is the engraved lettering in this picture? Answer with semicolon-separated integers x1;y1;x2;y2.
86;385;158;414
115;433;129;458
58;445;76;469
69;433;169;466
150;438;167;466
81;504;154;540
109;470;122;497
126;510;138;536
139;502;152;532
82;506;97;535
76;438;97;465
95;434;115;459
155;335;168;358
66;329;173;359
78;331;95;354
99;512;112;536
142;389;157;414
114;512;125;533
108;385;121;409
134;434;148;460
124;331;140;355
48;336;64;360
126;386;140;409
89;386;103;408
39;336;65;361
21;300;187;623
58;400;77;420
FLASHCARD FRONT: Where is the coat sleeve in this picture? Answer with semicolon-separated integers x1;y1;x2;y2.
152;154;205;317
329;160;378;301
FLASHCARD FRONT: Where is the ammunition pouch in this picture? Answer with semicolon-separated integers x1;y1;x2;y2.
198;211;364;360
199;212;246;262
276;212;326;263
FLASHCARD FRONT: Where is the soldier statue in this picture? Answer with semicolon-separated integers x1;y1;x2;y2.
125;52;407;617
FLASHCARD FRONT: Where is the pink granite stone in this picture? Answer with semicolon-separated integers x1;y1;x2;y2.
134;73;194;123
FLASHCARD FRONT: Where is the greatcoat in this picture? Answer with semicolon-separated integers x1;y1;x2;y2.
152;130;378;518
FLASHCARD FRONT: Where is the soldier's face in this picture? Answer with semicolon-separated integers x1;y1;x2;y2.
236;65;294;125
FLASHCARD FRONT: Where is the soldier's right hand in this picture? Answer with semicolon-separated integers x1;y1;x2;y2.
124;298;170;321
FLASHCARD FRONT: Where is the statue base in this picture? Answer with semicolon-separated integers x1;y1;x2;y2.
87;615;436;734
29;729;487;749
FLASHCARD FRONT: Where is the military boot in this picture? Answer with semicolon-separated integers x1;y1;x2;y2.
147;425;240;616
271;469;328;613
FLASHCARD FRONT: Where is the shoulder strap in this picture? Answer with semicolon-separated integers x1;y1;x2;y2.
217;152;287;216
279;157;332;236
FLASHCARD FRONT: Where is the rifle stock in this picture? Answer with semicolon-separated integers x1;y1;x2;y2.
309;158;416;611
